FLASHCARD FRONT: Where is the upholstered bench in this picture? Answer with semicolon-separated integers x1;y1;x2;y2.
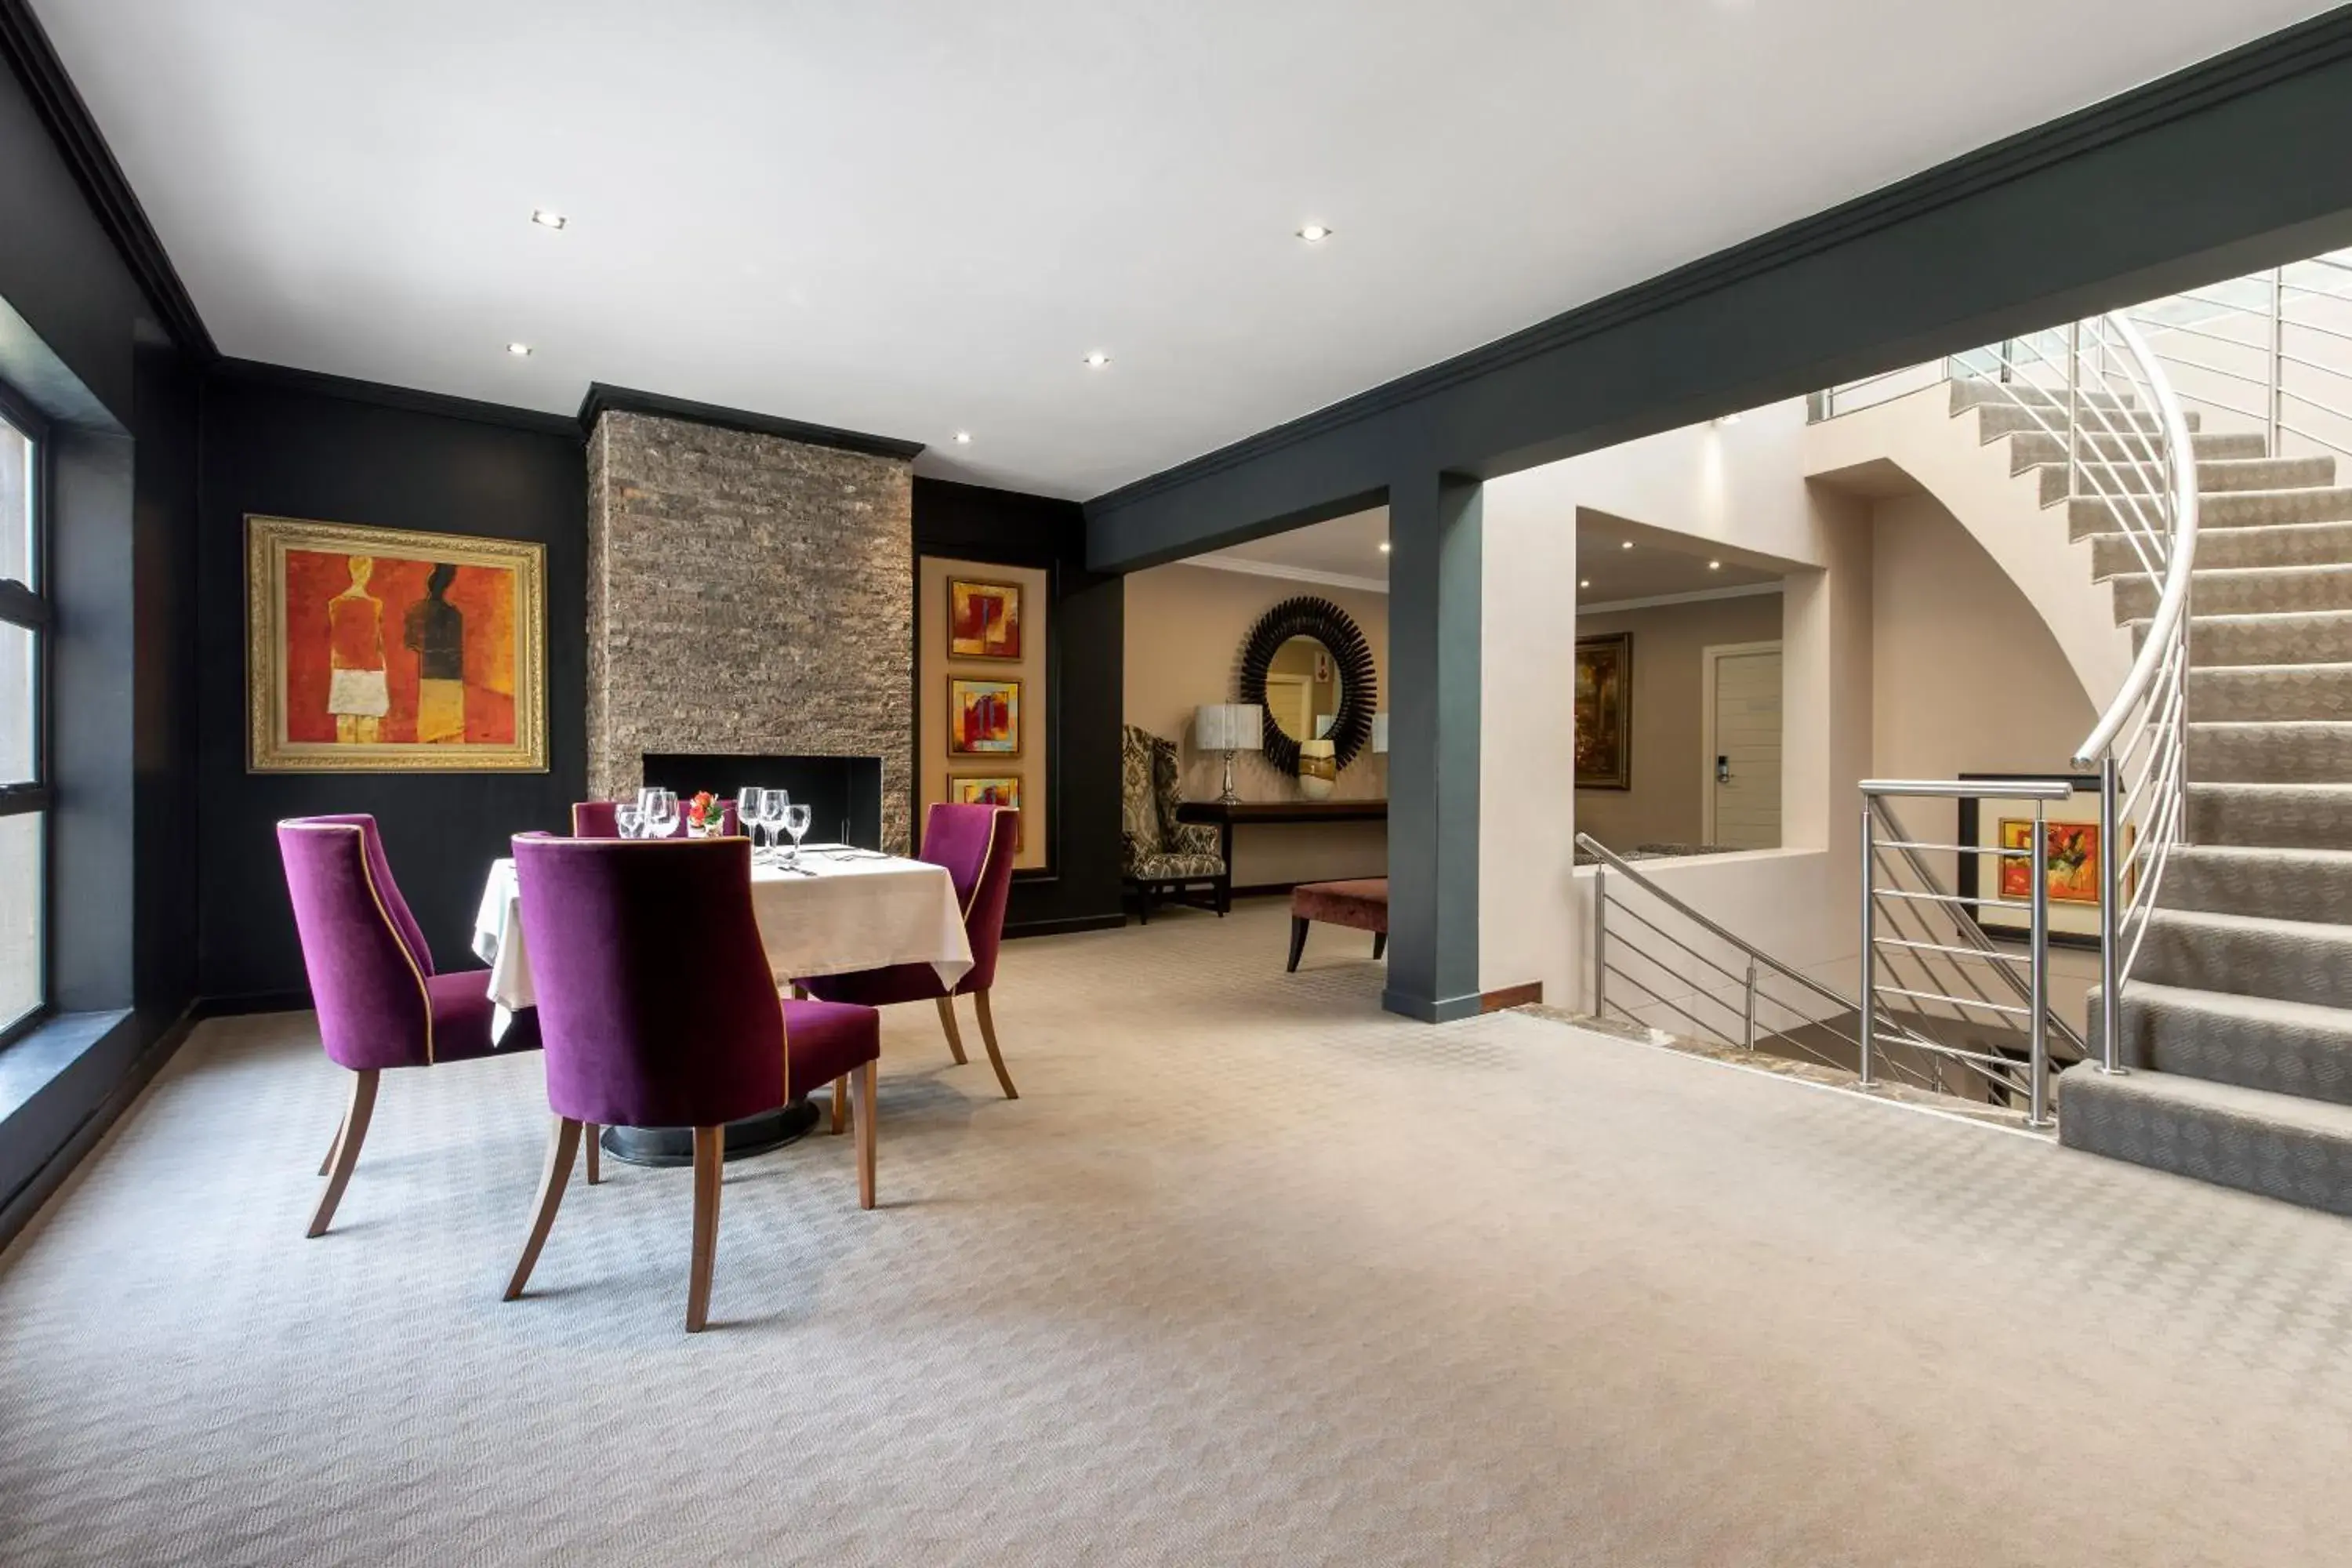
1287;879;1388;971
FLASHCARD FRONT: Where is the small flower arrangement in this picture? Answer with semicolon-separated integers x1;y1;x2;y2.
685;790;727;837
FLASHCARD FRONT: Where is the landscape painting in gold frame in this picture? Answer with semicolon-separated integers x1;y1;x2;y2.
246;514;548;773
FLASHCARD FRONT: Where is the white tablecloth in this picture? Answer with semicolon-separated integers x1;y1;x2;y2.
471;847;974;1039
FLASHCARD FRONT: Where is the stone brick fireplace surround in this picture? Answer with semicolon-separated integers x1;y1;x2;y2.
586;408;916;851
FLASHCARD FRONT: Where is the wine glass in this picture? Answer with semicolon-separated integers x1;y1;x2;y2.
739;787;771;857
782;800;813;864
642;786;678;840
763;789;789;858
614;802;644;840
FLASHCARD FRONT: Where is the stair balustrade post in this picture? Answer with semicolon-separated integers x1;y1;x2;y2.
2066;320;2082;502
1743;957;1758;1051
1592;865;1607;1018
1857;807;1876;1090
2098;757;2125;1075
2027;800;2053;1129
2269;266;2287;454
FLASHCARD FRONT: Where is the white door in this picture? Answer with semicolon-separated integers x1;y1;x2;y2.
1704;642;1782;849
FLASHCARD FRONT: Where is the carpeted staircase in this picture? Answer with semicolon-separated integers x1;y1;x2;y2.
1945;381;2352;1214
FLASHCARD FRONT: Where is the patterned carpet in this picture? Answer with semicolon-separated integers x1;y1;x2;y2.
5;900;2352;1566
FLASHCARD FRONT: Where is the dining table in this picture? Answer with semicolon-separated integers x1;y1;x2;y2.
471;842;973;1165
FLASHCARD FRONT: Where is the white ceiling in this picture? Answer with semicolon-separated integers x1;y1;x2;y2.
35;0;2332;499
1192;506;1391;590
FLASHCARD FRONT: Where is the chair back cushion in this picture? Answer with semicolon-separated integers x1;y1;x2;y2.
290;812;432;975
277;818;436;1070
510;836;785;1127
1149;734;1188;846
1120;725;1165;857
923;801;1018;991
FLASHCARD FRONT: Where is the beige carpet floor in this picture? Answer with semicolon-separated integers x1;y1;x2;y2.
5;899;2352;1566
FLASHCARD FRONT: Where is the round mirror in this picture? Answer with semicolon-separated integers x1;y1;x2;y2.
1263;635;1343;746
1236;596;1379;775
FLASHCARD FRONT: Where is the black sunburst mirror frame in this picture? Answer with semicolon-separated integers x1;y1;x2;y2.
1236;596;1380;775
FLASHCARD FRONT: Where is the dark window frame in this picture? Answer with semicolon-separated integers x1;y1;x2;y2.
0;375;51;1047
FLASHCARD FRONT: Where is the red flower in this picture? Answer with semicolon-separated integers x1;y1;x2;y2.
689;790;717;826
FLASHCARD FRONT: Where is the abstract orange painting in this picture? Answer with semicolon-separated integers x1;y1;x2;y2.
1997;818;2101;906
947;677;1020;757
247;516;546;772
949;578;1022;660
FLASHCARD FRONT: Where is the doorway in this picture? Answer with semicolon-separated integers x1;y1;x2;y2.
1701;641;1782;848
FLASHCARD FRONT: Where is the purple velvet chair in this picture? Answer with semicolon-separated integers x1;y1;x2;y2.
803;802;1019;1102
572;799;739;837
501;834;882;1331
277;815;543;1239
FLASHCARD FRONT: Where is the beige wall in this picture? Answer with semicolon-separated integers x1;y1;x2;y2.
1573;591;1787;850
917;557;1050;870
1123;562;1389;886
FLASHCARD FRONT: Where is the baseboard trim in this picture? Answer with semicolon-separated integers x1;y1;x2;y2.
1381;987;1486;1024
0;1004;198;1256
194;989;310;1018
1480;982;1545;1012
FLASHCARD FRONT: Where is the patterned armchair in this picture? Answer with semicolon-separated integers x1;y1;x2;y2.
1121;724;1230;923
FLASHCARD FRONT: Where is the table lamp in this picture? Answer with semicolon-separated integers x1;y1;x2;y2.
1196;703;1263;805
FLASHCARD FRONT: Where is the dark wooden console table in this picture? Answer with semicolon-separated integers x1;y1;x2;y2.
1176;799;1389;887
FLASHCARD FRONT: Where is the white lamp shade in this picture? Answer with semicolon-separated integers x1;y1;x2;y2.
1372;711;1389;753
1196;703;1264;752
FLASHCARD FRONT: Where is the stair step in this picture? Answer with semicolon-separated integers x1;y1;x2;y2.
2039;455;2335;506
2135;906;2352;1009
2187;662;2352;722
2187;782;2352;850
2073;487;2352;539
1951;379;2137;415
2089;979;2352;1104
1973;403;2199;441
2005;429;2263;470
2156;609;2352;666
2162;845;2352;923
2058;1063;2352;1217
2113;564;2352;621
2096;521;2352;579
2187;720;2352;783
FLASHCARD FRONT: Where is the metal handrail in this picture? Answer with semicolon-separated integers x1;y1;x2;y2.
1577;833;1859;1014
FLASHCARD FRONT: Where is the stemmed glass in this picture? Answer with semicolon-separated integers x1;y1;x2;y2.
763;790;790;860
615;801;645;840
739;787;771;858
782;800;813;865
640;786;679;840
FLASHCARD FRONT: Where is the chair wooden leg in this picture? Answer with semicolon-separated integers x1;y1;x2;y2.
1373;930;1388;960
851;1062;878;1210
307;1069;379;1238
829;1076;849;1134
503;1116;582;1300
585;1123;601;1185
1287;916;1309;973
318;1108;347;1176
973;989;1018;1101
935;994;969;1065
686;1126;724;1332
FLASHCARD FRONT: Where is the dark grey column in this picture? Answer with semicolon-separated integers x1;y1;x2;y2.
1383;469;1482;1022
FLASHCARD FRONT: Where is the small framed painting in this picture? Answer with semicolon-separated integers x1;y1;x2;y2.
1955;773;2110;947
1574;632;1632;790
949;774;1022;849
949;578;1023;660
245;514;548;772
948;677;1021;757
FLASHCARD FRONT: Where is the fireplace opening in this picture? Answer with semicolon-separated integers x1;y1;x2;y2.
641;753;885;850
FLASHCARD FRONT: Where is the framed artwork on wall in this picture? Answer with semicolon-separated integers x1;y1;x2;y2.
1574;632;1632;790
949;774;1022;849
1955;772;2111;948
245;514;547;773
949;577;1023;660
948;676;1022;757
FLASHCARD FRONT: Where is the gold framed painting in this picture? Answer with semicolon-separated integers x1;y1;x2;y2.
1955;773;2114;948
948;577;1023;660
246;514;548;773
1574;632;1632;790
947;676;1021;757
949;773;1022;849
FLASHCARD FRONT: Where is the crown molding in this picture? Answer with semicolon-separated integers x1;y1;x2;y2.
0;0;216;360
1181;551;1390;596
1578;580;1782;616
208;358;583;437
579;383;924;461
1087;6;2352;518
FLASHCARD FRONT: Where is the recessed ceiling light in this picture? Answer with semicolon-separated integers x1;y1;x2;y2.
952;430;973;445
1296;223;1334;244
1709;560;1722;570
1377;541;1391;554
1579;579;1592;589
505;342;532;356
1083;350;1111;368
530;209;567;230
1621;540;1634;550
